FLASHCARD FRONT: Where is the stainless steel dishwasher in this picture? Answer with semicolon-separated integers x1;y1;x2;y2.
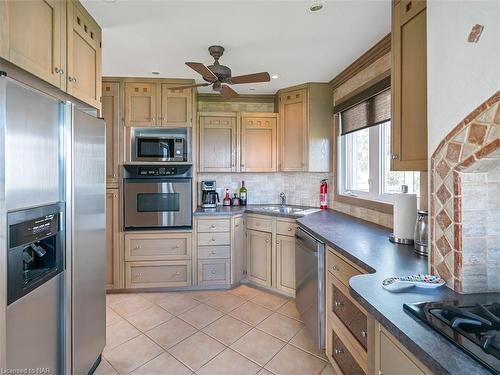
295;226;325;350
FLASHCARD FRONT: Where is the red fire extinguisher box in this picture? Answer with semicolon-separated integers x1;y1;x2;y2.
320;179;328;209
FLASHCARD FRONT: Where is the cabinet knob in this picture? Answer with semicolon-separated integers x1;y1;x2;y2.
334;300;345;308
173;272;180;278
133;272;142;279
55;67;64;75
288;227;292;231
332;265;339;271
112;173;117;178
211;270;216;275
172;245;179;249
391;154;399;160
211;238;216;242
211;224;216;228
133;245;141;250
265;239;269;243
334;348;344;355
361;330;368;338
235;224;239;228
210;250;216;255
68;76;77;83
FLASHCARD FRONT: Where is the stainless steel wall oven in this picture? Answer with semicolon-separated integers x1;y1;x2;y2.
124;165;192;230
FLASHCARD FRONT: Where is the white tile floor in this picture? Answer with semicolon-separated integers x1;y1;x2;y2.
96;284;335;375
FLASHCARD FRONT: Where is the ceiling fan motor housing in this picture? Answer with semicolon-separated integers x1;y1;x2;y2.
206;45;232;82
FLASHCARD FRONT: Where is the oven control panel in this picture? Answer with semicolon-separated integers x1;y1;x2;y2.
138;167;177;176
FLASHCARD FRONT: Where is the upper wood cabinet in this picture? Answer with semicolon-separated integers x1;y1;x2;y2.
124;82;157;127
199;113;237;172
391;0;427;171
0;0;102;109
240;113;277;172
123;81;195;127
66;0;102;109
278;83;333;172
0;0;66;89
161;84;193;126
102;81;120;188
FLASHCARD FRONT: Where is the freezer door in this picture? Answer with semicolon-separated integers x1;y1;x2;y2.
4;78;63;210
71;108;106;374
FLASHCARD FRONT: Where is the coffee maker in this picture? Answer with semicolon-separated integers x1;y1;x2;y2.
201;180;219;208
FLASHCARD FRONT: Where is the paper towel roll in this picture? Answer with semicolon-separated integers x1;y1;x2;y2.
393;192;417;240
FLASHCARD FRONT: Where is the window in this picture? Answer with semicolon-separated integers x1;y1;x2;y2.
338;121;419;203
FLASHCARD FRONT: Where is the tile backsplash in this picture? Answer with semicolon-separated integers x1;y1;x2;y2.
197;172;330;207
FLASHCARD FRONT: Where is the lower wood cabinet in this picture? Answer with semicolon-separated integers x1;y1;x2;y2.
275;233;296;295
198;258;230;286
124;232;192;261
125;260;191;288
331;330;365;375
106;189;121;290
246;229;272;287
232;215;245;284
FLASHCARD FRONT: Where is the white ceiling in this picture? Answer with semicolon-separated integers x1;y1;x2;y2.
82;0;391;94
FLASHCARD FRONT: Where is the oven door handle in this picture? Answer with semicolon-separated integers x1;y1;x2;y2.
124;178;192;183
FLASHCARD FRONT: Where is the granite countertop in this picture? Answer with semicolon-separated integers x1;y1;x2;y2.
297;209;497;375
194;204;320;219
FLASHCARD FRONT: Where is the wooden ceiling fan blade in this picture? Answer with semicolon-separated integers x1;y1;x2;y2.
168;83;211;90
220;85;239;99
185;62;218;82
228;72;270;84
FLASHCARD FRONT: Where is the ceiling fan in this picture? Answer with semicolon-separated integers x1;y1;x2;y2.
169;45;271;98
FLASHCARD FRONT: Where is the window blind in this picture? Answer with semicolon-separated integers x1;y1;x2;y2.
334;76;391;136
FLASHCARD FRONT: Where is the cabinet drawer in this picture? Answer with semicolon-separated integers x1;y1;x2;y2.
276;219;298;237
198;246;230;259
246;215;272;232
125;261;191;288
332;283;367;350
197;218;231;233
125;233;191;261
327;248;363;287
332;331;366;375
198;259;230;285
197;232;230;246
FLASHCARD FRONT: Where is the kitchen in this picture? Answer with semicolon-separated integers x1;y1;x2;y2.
0;0;498;374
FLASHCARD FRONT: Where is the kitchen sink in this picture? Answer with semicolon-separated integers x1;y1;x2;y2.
256;205;307;214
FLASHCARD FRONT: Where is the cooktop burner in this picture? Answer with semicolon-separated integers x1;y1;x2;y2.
404;301;500;374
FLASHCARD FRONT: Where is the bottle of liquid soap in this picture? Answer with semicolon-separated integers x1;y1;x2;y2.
223;189;231;206
239;181;247;206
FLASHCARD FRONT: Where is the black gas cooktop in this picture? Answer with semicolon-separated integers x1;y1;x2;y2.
404;301;500;374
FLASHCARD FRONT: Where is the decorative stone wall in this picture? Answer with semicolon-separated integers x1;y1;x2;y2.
430;91;500;293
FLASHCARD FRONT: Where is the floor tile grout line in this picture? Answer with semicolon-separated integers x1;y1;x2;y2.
123;349;165;375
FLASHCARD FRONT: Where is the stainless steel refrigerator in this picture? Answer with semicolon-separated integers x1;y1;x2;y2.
0;75;106;374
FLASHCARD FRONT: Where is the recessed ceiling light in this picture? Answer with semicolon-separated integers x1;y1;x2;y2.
271;74;279;79
309;1;324;12
151;71;160;75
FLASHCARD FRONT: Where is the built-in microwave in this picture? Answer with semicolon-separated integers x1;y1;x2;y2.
129;127;189;163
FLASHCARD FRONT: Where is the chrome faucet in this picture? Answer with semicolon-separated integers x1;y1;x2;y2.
279;192;286;206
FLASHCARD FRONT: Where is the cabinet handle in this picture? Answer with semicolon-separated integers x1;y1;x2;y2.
68;76;77;83
361;330;368;338
133;245;141;250
334;300;345;308
113;194;117;198
55;67;64;75
235;224;239;228
332;265;339;271
211;224;216;228
112;173;117;178
210;250;216;255
211;238;216;242
172;245;179;249
133;272;143;279
288;227;292;231
172;272;181;278
334;348;344;355
265;239;269;243
211;270;216;275
391;154;399;160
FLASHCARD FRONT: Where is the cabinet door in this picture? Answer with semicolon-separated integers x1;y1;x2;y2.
0;0;65;88
391;0;427;171
232;216;245;284
246;229;272;287
102;82;120;188
67;0;102;109
124;82;157;127
279;89;307;171
276;235;295;295
241;115;277;172
160;84;192;126
199;115;237;172
106;189;120;290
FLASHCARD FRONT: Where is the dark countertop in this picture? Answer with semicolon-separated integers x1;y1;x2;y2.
297;209;497;375
194;205;320;219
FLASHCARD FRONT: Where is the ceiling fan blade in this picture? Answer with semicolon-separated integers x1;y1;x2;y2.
228;72;270;85
220;85;239;99
168;83;211;90
185;62;218;82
